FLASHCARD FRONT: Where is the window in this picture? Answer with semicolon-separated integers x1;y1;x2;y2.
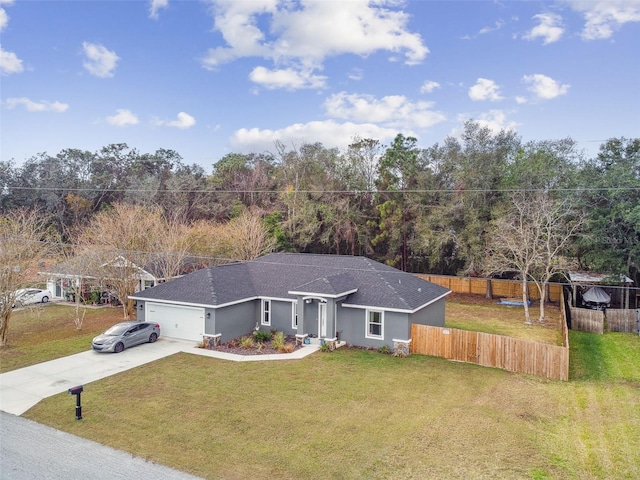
292;302;298;329
366;310;384;339
261;299;271;326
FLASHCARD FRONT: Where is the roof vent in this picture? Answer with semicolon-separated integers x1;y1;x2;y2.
418;288;422;292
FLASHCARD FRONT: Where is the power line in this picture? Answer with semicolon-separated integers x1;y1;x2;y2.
5;186;640;194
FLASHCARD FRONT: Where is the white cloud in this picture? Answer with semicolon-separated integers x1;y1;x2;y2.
324;92;445;129
523;13;564;44
166;112;196;129
149;0;168;19
475;110;518;132
454;110;518;137
82;42;120;78
480;20;505;35
201;0;427;89
0;9;8;31
106;109;139;126
0;0;13;32
347;68;364;81
0;45;23;74
567;0;640;40
420;80;440;94
515;96;528;104
249;66;327;90
230;119;401;154
5;97;69;112
523;73;570;99
462;20;505;39
468;78;503;101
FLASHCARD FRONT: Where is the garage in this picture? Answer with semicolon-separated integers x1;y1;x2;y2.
146;303;204;342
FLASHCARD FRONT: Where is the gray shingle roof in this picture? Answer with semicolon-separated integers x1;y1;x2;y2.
130;253;450;311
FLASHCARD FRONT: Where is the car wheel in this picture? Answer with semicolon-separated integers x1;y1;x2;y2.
41;296;49;304
149;333;158;343
114;342;125;353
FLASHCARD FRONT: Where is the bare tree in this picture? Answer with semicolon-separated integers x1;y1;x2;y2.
78;203;165;319
218;209;276;260
0;209;55;346
485;191;583;323
149;210;195;281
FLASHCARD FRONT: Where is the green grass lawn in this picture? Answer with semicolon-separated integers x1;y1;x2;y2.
0;304;125;373
8;299;640;479
445;293;563;345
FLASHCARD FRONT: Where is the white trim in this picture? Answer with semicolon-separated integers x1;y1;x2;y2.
365;309;384;340
288;288;358;298
128;295;259;309
319;302;327;337
261;299;271;326
259;296;297;303
292;301;298;329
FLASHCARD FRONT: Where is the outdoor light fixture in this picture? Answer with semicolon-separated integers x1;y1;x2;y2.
206;312;210;319
139;303;143;310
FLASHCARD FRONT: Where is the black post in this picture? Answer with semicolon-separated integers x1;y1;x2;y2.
68;385;83;420
75;392;82;420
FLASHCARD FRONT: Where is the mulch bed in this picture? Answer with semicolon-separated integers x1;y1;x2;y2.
206;335;304;356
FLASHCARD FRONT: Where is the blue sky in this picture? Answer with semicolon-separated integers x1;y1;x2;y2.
1;0;639;170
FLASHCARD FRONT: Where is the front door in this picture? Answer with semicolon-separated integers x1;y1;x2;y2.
318;303;327;337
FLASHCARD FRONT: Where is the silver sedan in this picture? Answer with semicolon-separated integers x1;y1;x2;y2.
92;321;161;353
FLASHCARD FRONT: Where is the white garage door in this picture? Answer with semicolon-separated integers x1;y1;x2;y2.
146;303;204;342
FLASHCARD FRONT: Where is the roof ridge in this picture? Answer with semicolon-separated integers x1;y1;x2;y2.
206;268;217;304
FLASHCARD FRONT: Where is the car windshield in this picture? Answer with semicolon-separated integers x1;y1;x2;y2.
104;324;130;336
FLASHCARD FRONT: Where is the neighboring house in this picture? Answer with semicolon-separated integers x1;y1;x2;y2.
40;255;203;302
129;253;451;350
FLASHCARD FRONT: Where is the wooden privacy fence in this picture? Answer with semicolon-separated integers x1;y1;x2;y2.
569;308;604;334
416;275;563;302
606;309;639;333
410;324;569;381
570;307;639;334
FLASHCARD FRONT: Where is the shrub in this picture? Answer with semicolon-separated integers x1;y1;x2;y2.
377;345;391;355
320;342;332;353
253;330;273;343
272;331;286;350
279;343;295;353
239;336;255;349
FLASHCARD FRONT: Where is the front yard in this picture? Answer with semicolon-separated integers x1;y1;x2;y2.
0;304;125;373
5;299;640;479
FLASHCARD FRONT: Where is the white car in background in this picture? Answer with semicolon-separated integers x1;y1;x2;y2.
13;288;52;307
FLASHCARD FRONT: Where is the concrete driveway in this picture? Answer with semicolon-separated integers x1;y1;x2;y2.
0;337;193;416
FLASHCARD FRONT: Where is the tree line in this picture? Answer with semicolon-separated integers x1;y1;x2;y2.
1;121;638;286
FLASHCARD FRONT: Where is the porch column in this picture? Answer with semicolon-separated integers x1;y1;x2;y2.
296;295;305;335
324;299;336;338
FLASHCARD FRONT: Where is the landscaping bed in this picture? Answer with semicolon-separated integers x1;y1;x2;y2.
205;331;303;356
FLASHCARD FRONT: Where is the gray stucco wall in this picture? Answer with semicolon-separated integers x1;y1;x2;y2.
264;300;295;334
214;301;258;343
409;299;446;331
336;298;446;348
336;306;407;349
